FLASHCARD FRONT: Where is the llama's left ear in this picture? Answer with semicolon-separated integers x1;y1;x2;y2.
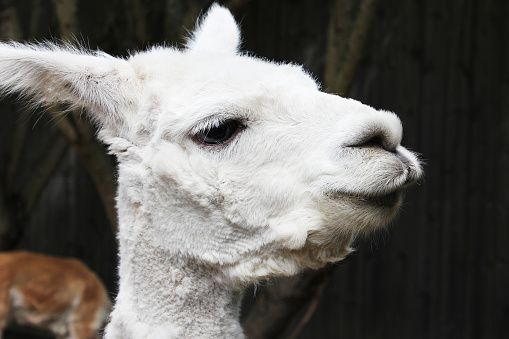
186;4;240;55
0;43;141;134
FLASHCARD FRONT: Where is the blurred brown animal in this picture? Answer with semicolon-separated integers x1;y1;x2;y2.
0;251;111;339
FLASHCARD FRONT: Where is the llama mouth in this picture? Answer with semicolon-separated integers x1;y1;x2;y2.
363;191;402;208
328;190;402;208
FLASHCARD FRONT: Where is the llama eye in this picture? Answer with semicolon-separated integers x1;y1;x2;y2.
194;119;241;145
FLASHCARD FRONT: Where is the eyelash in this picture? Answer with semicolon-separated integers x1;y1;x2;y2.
193;119;245;146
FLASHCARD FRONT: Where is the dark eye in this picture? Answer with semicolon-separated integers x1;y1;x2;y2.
194;119;241;145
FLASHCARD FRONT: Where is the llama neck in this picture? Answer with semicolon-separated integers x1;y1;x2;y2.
107;231;245;338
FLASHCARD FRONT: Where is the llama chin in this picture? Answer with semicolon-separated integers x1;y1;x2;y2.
0;4;422;338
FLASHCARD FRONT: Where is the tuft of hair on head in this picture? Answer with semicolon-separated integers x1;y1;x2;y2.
185;3;241;55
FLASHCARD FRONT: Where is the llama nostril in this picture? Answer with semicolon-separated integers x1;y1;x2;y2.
354;134;396;153
360;135;383;148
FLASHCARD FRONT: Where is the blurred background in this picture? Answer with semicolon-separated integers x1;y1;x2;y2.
0;0;507;338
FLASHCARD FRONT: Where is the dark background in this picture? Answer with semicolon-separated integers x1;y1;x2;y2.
0;0;507;338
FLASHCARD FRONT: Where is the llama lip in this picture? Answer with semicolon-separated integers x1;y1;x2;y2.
329;190;402;208
364;191;402;208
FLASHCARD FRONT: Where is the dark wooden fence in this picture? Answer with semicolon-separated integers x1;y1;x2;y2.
286;0;509;338
0;0;507;338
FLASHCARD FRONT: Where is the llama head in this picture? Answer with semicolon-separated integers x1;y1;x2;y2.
0;5;421;287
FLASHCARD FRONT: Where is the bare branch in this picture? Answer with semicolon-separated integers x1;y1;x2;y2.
324;0;356;93
326;0;379;95
49;110;118;233
50;1;118;233
286;272;331;339
123;0;148;46
0;6;22;41
0;5;25;193
52;0;78;40
50;111;79;143
5;113;30;194
70;112;118;232
28;0;44;37
21;132;68;212
0;4;27;250
242;266;333;339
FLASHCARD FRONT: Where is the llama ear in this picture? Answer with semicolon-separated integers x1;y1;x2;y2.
186;4;240;55
0;43;141;133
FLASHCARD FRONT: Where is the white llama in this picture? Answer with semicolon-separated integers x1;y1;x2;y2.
0;5;422;338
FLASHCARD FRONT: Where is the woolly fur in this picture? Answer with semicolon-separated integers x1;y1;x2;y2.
0;4;422;338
